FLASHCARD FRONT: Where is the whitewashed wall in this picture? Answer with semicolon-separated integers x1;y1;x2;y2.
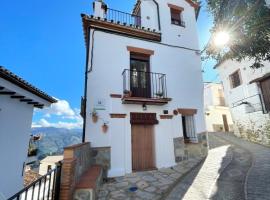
0;95;33;198
0;78;52;197
217;60;270;145
204;83;233;132
85;25;205;176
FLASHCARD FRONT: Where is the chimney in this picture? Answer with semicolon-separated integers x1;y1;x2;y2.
93;0;107;18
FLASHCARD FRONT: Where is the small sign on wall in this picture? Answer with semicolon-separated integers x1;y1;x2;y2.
94;98;106;110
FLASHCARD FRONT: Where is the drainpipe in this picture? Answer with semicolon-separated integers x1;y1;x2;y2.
152;0;161;31
82;26;91;143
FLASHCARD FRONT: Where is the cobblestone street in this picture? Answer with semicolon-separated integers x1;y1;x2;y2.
98;157;204;200
166;132;270;200
98;132;270;200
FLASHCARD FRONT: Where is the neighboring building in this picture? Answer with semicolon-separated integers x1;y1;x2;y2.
81;0;207;177
215;59;270;146
39;155;63;176
204;82;234;132
0;66;56;198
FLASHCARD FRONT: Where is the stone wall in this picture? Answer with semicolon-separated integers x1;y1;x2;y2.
233;113;270;147
60;142;93;200
173;132;208;163
91;147;111;175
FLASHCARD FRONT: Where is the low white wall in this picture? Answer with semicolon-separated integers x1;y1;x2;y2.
0;95;33;198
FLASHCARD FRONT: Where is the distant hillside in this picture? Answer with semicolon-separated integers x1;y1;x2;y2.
31;127;82;160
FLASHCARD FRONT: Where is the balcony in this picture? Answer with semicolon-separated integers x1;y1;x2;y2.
122;69;172;105
81;7;161;45
106;8;142;28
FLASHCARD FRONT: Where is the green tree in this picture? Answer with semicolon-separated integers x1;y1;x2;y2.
205;0;270;68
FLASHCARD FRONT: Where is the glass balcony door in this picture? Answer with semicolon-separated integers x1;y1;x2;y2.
130;53;151;98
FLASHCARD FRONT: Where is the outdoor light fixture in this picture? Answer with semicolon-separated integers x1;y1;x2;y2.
214;31;230;47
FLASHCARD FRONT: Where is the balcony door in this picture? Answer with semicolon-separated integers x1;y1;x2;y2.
130;53;151;98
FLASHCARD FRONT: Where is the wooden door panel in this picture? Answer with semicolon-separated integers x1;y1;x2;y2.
222;114;229;132
261;78;270;112
132;125;155;171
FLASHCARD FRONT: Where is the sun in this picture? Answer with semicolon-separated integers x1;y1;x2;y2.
214;31;230;47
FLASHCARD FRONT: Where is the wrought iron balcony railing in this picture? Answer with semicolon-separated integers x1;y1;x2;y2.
122;69;168;99
105;8;141;27
7;163;62;200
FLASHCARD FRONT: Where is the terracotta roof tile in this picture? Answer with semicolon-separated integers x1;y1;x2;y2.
0;66;57;103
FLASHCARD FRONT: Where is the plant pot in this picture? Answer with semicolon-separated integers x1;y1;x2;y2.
124;90;132;98
102;124;108;133
92;115;98;123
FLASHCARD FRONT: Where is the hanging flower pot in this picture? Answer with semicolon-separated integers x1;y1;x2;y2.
92;111;98;123
102;123;108;133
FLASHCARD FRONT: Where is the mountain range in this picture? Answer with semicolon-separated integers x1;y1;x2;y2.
31;127;82;160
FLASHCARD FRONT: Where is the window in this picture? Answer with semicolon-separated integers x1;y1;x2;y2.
182;115;196;141
171;8;181;25
168;4;185;27
130;53;151;98
260;77;270;113
230;70;242;88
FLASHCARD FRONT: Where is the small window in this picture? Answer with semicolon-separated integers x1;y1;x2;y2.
170;8;184;27
230;70;242;88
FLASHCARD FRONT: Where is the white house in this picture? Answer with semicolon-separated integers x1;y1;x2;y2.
81;0;207;177
0;66;56;198
204;82;234;132
39;155;63;176
215;59;270;146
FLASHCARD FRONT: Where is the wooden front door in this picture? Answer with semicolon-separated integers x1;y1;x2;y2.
222;114;229;132
132;125;155;171
260;77;270;113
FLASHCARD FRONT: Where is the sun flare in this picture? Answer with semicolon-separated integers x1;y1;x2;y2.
214;31;230;47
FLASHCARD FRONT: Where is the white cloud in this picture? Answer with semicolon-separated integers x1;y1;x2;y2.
39;99;76;118
32;118;83;129
33;98;83;129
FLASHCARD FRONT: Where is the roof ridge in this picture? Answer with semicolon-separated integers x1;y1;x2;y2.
0;66;57;103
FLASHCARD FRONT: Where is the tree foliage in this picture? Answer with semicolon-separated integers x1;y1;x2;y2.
205;0;270;68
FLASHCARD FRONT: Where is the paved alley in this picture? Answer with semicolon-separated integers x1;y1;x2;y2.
165;132;270;200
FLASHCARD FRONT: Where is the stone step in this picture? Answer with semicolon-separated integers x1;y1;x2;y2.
73;165;103;200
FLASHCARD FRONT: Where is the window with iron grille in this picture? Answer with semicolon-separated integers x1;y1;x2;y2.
230;70;242;88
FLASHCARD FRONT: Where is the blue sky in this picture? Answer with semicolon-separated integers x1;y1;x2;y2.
0;0;217;129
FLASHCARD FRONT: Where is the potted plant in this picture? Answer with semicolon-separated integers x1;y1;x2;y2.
102;123;109;133
92;110;98;123
155;91;164;98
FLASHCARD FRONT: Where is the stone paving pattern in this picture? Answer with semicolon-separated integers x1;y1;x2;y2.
97;157;205;200
166;132;270;200
215;132;270;200
166;142;233;200
98;132;270;200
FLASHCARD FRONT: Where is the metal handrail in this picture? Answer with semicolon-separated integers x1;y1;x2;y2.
7;162;62;200
106;8;141;27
